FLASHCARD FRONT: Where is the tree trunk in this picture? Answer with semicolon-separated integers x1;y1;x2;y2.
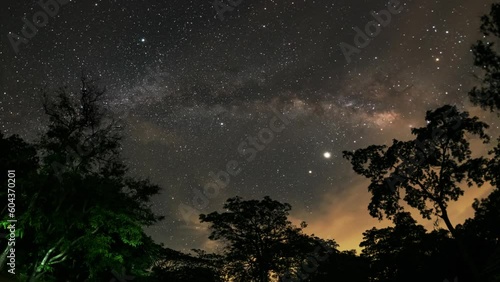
440;207;456;236
0;244;10;271
440;206;480;282
29;273;42;282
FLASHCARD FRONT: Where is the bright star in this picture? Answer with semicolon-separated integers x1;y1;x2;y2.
323;152;331;159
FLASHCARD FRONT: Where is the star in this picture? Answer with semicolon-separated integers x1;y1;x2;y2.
323;152;331;159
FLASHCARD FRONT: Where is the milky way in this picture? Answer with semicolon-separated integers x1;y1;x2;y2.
1;0;499;253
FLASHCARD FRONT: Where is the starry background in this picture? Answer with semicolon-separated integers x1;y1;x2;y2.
1;0;499;253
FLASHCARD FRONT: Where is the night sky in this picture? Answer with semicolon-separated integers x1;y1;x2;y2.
1;0;499;253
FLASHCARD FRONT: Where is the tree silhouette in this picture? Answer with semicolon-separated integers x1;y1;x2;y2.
200;196;334;282
469;3;500;191
308;250;369;282
470;3;500;112
0;132;39;274
343;105;491;281
0;77;164;281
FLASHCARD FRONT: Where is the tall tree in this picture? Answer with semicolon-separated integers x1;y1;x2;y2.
343;105;489;237
469;3;500;112
360;212;426;282
200;196;335;282
0;77;164;281
0;132;39;273
343;105;490;281
469;3;500;190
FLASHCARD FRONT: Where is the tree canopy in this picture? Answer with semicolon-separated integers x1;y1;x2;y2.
0;78;164;281
343;105;489;237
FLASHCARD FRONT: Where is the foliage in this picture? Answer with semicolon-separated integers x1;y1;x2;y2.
343;105;489;237
0;77;164;281
200;196;336;282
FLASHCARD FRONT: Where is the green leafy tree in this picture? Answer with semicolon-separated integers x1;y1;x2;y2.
200;196;335;282
0;77;164;281
485;138;500;189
